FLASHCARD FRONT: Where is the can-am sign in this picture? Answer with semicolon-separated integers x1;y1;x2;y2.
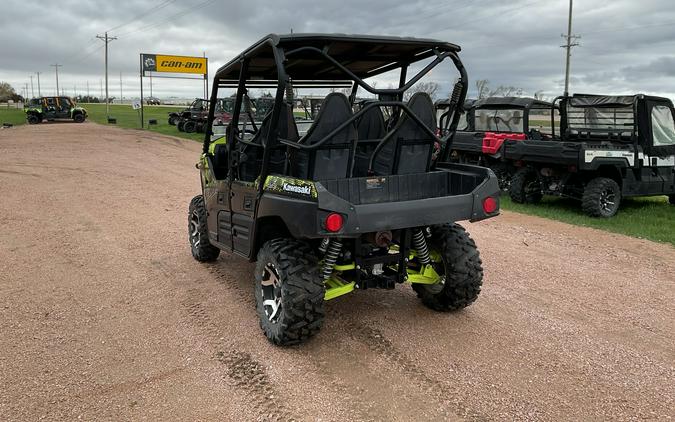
141;54;207;75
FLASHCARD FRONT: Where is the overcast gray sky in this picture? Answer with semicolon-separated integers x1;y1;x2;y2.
2;0;675;100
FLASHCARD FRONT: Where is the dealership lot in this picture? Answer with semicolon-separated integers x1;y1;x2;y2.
0;123;673;420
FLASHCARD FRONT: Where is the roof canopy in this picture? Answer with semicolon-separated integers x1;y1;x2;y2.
215;33;461;83
472;97;552;109
568;93;673;107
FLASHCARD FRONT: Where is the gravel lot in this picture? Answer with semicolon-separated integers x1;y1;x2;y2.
1;123;673;421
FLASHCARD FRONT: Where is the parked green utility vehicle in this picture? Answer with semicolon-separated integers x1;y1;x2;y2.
24;96;87;124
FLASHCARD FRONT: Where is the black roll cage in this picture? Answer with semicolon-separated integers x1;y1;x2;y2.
202;36;468;195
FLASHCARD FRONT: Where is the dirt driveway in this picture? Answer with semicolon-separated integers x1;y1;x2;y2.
1;123;673;421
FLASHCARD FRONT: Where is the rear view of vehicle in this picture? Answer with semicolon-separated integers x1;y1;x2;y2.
505;94;675;216
447;97;557;190
187;33;500;345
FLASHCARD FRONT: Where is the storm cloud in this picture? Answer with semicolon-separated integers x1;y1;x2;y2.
1;0;675;99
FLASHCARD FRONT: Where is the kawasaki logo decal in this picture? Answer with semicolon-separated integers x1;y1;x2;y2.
282;183;311;195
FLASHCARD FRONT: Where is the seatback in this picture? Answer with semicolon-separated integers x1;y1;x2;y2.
239;103;299;181
291;93;357;180
372;92;437;175
354;105;386;176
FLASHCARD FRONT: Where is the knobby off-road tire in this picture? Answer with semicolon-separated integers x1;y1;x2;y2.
177;120;185;132
255;239;325;346
168;116;177;126
188;195;220;262
510;167;542;204
27;114;40;124
413;224;484;312
73;113;85;123
582;177;621;218
183;120;197;133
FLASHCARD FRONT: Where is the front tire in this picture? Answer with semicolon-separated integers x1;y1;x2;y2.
27;114;40;124
73;113;85;123
582;177;621;217
168;116;177;126
255;239;325;346
413;224;483;312
188;195;220;262
510;167;542;204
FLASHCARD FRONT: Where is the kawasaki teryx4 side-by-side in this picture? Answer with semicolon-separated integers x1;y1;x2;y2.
447;97;557;190
24;96;87;124
505;94;675;217
188;33;500;345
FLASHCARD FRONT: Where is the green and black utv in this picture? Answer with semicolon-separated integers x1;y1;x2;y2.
24;96;87;124
188;34;501;345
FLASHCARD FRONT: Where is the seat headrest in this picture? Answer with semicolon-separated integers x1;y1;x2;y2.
251;102;299;144
301;93;355;145
357;104;386;139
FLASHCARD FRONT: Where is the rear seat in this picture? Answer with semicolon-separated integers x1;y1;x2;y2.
290;93;357;180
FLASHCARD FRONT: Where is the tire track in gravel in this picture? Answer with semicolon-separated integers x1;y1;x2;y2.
344;321;542;421
182;293;300;422
148;256;300;421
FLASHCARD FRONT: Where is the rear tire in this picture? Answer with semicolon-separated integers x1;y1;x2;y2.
168;116;177;126
183;120;197;133
582;177;621;218
188;195;220;262
510;167;542;204
73;113;85;123
177;120;185;132
27;114;40;124
255;239;325;346
413;224;483;312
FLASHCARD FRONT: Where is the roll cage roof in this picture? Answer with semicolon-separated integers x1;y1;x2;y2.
471;97;552;110
214;33;461;85
567;93;671;108
204;33;468;180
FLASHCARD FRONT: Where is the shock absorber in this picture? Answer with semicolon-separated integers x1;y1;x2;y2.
322;239;342;280
412;229;431;265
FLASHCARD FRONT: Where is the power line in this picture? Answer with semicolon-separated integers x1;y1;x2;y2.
117;0;217;38
105;0;178;33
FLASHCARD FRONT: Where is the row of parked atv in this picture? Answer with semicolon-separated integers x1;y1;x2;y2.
168;97;277;133
441;94;675;217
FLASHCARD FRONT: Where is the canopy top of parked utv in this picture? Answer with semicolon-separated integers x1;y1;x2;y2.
472;97;552;110
568;93;672;108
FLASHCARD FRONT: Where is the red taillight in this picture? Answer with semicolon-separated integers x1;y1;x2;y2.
483;197;498;214
325;213;344;232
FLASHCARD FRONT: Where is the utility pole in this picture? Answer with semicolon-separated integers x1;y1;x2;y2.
29;75;34;98
96;32;117;117
36;72;41;96
119;71;123;104
50;64;62;96
100;79;103;99
561;0;580;96
87;80;90;98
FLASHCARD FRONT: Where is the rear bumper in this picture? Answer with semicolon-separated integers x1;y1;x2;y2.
257;164;500;239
